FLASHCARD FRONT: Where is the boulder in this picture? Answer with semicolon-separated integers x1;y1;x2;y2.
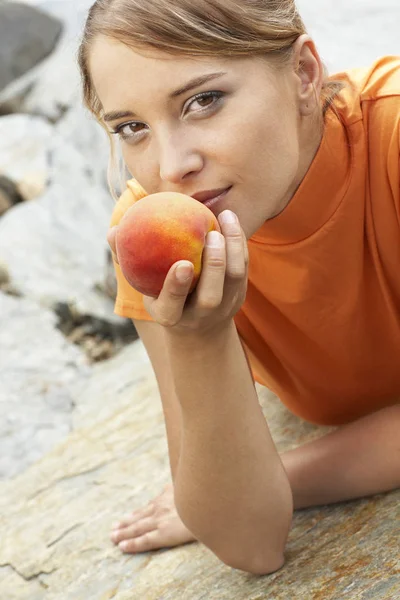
0;0;94;120
0;1;62;93
0;112;120;323
0;114;53;201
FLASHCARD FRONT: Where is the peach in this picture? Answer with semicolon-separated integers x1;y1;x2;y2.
115;191;221;297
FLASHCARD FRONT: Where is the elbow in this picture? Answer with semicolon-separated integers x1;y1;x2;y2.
223;550;286;576
200;511;291;576
220;507;292;575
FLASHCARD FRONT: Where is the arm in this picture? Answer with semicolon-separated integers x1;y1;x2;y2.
281;403;400;510
135;318;293;575
133;319;182;481
164;320;293;575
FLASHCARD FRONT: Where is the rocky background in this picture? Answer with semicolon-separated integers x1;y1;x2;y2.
0;0;138;480
0;1;399;599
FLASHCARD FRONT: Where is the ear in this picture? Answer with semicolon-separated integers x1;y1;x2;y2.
291;34;324;116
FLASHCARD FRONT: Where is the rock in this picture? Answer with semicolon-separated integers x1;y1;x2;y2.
0;187;12;216
0;360;398;598
103;249;118;300
0;258;10;285
0;175;24;216
0;114;121;324
0;0;95;121
0;2;62;93
53;301;138;363
0;292;89;480
54;102;111;190
0;114;53;201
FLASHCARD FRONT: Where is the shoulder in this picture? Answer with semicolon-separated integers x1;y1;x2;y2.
331;57;399;168
110;179;148;227
359;56;400;142
331;56;400;126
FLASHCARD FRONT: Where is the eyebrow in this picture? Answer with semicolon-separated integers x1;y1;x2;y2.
102;71;227;123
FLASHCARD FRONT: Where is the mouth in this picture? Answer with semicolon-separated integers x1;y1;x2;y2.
191;186;232;212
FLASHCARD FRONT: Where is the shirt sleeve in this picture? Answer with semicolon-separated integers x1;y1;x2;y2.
110;183;155;322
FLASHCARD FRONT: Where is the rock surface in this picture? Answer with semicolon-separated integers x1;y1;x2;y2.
0;365;398;599
0;0;132;481
0;1;62;93
0;293;89;479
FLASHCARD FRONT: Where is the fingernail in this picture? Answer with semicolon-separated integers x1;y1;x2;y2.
111;522;120;530
219;210;237;224
176;263;193;283
206;231;223;247
119;541;128;551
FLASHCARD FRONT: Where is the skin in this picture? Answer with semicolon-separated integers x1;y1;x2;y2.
90;34;324;241
89;34;326;557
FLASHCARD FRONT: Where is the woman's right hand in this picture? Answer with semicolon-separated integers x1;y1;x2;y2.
108;209;249;336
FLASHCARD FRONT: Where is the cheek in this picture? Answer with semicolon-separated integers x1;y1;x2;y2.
121;146;158;192
248;112;299;180
216;101;297;174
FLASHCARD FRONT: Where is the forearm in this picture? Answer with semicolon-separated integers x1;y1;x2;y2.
281;404;400;510
165;321;293;573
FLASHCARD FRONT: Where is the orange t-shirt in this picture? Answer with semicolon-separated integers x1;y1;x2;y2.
110;56;400;427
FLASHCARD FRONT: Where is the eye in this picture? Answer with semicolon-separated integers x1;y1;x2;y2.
110;121;147;142
109;90;224;143
184;91;224;115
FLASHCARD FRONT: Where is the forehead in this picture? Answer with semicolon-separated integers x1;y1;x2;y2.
89;36;229;112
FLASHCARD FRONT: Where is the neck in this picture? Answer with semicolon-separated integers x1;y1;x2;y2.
273;113;325;220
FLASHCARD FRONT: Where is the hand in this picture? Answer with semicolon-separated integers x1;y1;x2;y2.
151;210;249;335
107;210;249;335
110;483;197;553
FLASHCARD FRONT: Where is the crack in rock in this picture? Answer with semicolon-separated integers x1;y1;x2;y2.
0;562;56;582
28;461;112;500
46;522;83;548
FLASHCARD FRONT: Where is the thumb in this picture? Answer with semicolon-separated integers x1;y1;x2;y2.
144;261;194;327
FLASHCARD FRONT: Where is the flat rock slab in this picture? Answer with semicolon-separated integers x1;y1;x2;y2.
0;341;398;599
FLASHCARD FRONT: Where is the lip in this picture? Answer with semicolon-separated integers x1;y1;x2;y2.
191;186;231;203
202;186;232;214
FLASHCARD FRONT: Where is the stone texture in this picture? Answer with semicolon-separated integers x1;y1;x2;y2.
0;0;94;121
0;114;118;322
0;114;53;201
0;1;62;91
0;293;89;479
0;351;398;598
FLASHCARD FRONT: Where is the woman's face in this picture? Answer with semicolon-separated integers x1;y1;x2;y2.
89;36;322;238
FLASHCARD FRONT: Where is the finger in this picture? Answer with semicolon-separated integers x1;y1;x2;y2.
112;516;156;545
218;211;245;279
192;230;226;309
119;529;168;554
107;226;119;265
145;261;194;327
111;504;154;530
242;228;249;268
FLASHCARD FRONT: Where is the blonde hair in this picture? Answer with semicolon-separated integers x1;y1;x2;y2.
78;0;345;199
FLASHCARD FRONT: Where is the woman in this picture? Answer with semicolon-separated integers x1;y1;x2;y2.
78;0;400;575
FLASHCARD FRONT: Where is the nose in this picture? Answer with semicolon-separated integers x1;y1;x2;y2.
158;132;203;183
